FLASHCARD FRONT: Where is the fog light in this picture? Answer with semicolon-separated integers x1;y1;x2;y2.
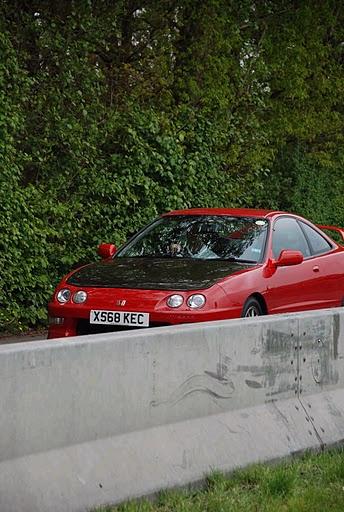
49;317;64;325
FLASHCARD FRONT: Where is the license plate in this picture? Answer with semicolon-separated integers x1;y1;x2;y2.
90;310;149;327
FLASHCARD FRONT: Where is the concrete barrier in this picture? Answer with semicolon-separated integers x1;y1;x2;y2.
0;308;343;511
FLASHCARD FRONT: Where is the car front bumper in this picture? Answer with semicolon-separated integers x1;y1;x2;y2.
47;284;241;339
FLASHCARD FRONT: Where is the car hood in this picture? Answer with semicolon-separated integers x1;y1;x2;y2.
66;257;252;291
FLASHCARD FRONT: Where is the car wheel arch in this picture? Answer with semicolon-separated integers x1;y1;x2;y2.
242;293;268;316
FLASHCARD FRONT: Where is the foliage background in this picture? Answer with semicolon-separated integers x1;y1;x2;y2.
0;0;343;329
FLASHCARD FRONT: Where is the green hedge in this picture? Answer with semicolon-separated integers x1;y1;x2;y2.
0;2;343;331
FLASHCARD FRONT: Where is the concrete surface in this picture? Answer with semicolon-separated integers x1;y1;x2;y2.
0;308;343;511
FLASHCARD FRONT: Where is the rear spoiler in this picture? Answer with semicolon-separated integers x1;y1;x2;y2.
317;224;344;243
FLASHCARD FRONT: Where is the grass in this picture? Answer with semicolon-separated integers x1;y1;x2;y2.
94;448;344;512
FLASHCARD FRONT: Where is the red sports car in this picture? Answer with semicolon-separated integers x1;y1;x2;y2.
48;208;344;339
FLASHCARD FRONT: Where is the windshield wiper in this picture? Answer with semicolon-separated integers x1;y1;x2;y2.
232;258;257;263
214;257;257;263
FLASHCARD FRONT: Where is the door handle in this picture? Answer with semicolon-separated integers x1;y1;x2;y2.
313;266;320;272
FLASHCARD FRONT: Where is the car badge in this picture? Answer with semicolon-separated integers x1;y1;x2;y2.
116;299;126;306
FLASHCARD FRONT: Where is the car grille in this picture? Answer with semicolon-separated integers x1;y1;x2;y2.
76;319;171;336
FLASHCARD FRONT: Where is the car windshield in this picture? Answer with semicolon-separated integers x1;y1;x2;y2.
117;215;269;263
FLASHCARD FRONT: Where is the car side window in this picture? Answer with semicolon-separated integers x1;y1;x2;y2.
299;222;333;255
272;217;311;259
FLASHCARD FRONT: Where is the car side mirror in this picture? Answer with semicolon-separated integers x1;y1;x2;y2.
275;249;304;267
98;243;117;259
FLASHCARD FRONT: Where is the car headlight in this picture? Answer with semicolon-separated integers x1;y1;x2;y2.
56;288;71;304
187;294;206;309
167;294;184;308
73;290;88;304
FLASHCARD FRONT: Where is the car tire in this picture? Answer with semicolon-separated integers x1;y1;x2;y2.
242;297;263;318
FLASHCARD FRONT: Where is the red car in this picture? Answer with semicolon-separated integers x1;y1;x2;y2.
48;208;344;339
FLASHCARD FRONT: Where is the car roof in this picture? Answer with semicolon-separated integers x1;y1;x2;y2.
162;208;286;218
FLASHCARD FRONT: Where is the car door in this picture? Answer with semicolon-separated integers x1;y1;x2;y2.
266;216;333;314
298;220;342;307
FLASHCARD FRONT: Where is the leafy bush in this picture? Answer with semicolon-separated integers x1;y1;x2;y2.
0;2;343;331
